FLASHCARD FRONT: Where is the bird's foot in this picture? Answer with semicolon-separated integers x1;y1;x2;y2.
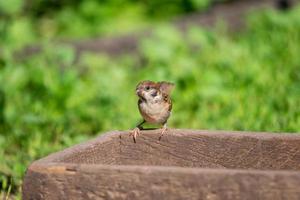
129;127;141;143
158;126;168;141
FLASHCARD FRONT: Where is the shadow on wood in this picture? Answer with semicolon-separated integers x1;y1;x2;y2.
23;129;300;200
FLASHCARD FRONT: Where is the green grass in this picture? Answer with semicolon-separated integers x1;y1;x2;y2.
0;0;216;49
0;5;300;197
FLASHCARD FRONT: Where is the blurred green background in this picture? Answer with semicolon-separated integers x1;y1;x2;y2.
1;0;300;198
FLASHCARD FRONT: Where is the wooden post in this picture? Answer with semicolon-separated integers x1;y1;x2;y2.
23;129;300;200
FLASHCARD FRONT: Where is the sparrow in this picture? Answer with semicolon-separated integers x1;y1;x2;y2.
130;80;175;143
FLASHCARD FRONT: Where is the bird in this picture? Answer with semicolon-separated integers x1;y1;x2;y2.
130;80;174;143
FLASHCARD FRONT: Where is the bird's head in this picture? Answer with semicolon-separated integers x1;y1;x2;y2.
136;80;174;103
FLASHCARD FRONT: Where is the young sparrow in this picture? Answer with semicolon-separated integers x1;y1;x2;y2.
130;80;175;143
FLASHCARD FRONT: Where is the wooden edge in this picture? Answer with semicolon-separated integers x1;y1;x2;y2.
30;130;123;165
27;162;300;177
165;129;299;138
23;129;300;199
30;129;300;165
23;161;300;200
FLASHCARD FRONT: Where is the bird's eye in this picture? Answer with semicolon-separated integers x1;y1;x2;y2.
145;86;150;90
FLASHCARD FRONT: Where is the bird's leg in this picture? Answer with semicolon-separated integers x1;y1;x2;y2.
159;123;168;141
129;120;145;143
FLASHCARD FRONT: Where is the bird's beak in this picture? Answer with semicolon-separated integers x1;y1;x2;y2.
136;89;141;96
136;89;144;100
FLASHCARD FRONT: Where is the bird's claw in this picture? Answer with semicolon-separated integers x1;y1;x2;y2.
129;127;141;143
159;126;168;141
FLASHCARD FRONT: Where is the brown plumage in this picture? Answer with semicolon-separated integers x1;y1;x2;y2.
130;80;175;143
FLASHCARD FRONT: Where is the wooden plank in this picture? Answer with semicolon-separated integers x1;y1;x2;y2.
23;129;300;200
24;164;300;200
118;130;300;170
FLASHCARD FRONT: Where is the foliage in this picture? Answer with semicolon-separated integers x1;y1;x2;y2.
0;0;216;49
0;3;300;197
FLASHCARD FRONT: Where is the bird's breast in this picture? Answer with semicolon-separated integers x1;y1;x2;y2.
138;101;170;124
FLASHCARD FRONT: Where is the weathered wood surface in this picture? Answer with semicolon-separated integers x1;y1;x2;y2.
23;129;300;200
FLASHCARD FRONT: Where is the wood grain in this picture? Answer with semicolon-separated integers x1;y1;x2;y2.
23;129;300;200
